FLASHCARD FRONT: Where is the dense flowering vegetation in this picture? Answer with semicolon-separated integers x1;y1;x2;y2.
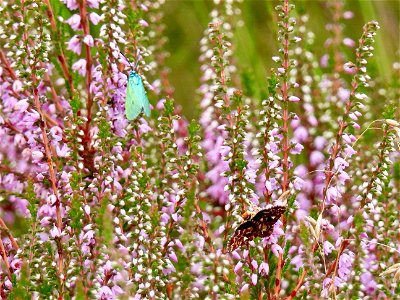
0;0;399;299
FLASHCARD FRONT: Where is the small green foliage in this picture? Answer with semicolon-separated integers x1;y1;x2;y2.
98;118;111;139
164;98;175;116
70;94;81;115
188;119;200;136
382;105;396;119
69;195;84;230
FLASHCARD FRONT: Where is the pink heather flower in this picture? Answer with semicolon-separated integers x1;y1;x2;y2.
234;261;243;274
31;150;44;162
293;177;305;190
66;14;81;30
338;256;352;279
342;134;352;144
349;113;358;121
62;0;78;10
310;150;324;166
240;284;249;293
83;35;94;47
56;144;70;157
290;143;304;154
337;88;350;102
50;225;61;238
72;59;87;76
251;273;258;285
314;136;326;150
231;251;241;260
343;11;354;19
344;145;357;157
294;126;308;142
343;38;356;47
259;262;269;275
49;126;63;142
326;187;340;204
10;258;22;270
320;54;329;67
47;194;57;205
156;98;166;109
67;35;81;55
323;241;335;255
87;0;99;9
169;251;178;263
12;80;22;92
89;12;101;25
99;286;113;297
338;171;350;184
288;96;300;102
251;260;258;270
343;62;357;74
271;244;283;257
139;19;149;27
360;272;377;294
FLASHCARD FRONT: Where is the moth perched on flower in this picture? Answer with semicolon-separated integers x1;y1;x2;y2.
121;53;151;121
227;191;290;252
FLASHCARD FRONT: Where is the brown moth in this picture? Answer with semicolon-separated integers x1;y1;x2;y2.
227;191;290;252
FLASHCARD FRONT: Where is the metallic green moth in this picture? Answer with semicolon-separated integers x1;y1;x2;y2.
125;70;151;120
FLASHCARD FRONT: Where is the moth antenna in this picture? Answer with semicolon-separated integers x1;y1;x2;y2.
119;51;135;71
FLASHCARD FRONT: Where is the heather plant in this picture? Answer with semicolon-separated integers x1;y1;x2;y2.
0;0;399;299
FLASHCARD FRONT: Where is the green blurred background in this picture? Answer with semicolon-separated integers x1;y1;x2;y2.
161;0;399;118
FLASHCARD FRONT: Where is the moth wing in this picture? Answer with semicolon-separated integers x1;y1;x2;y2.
125;76;143;120
227;221;258;252
139;83;151;117
252;205;286;223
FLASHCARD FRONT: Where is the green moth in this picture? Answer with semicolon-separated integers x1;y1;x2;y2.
125;70;151;120
122;53;151;120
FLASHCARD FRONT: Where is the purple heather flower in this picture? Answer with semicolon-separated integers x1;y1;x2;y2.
72;59;87;76
83;35;94;47
290;143;304;154
343;11;354;19
338;88;350;102
288;96;300;102
251;273;258;285
293;126;308;142
62;0;78;10
271;244;283;257
139;19;149;27
66;14;81;30
12;80;22;92
87;0;99;9
360;272;377;294
67;35;81;54
169;251;178;263
259;262;269;275
234;261;243;274
240;284;249;293
323;240;335;255
343;38;356;47
89;12;101;25
320;54;329;67
50;225;61;238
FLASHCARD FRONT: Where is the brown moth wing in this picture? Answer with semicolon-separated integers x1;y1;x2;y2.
227;220;258;252
252;205;287;223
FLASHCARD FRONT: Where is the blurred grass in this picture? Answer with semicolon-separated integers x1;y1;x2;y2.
162;0;399;118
